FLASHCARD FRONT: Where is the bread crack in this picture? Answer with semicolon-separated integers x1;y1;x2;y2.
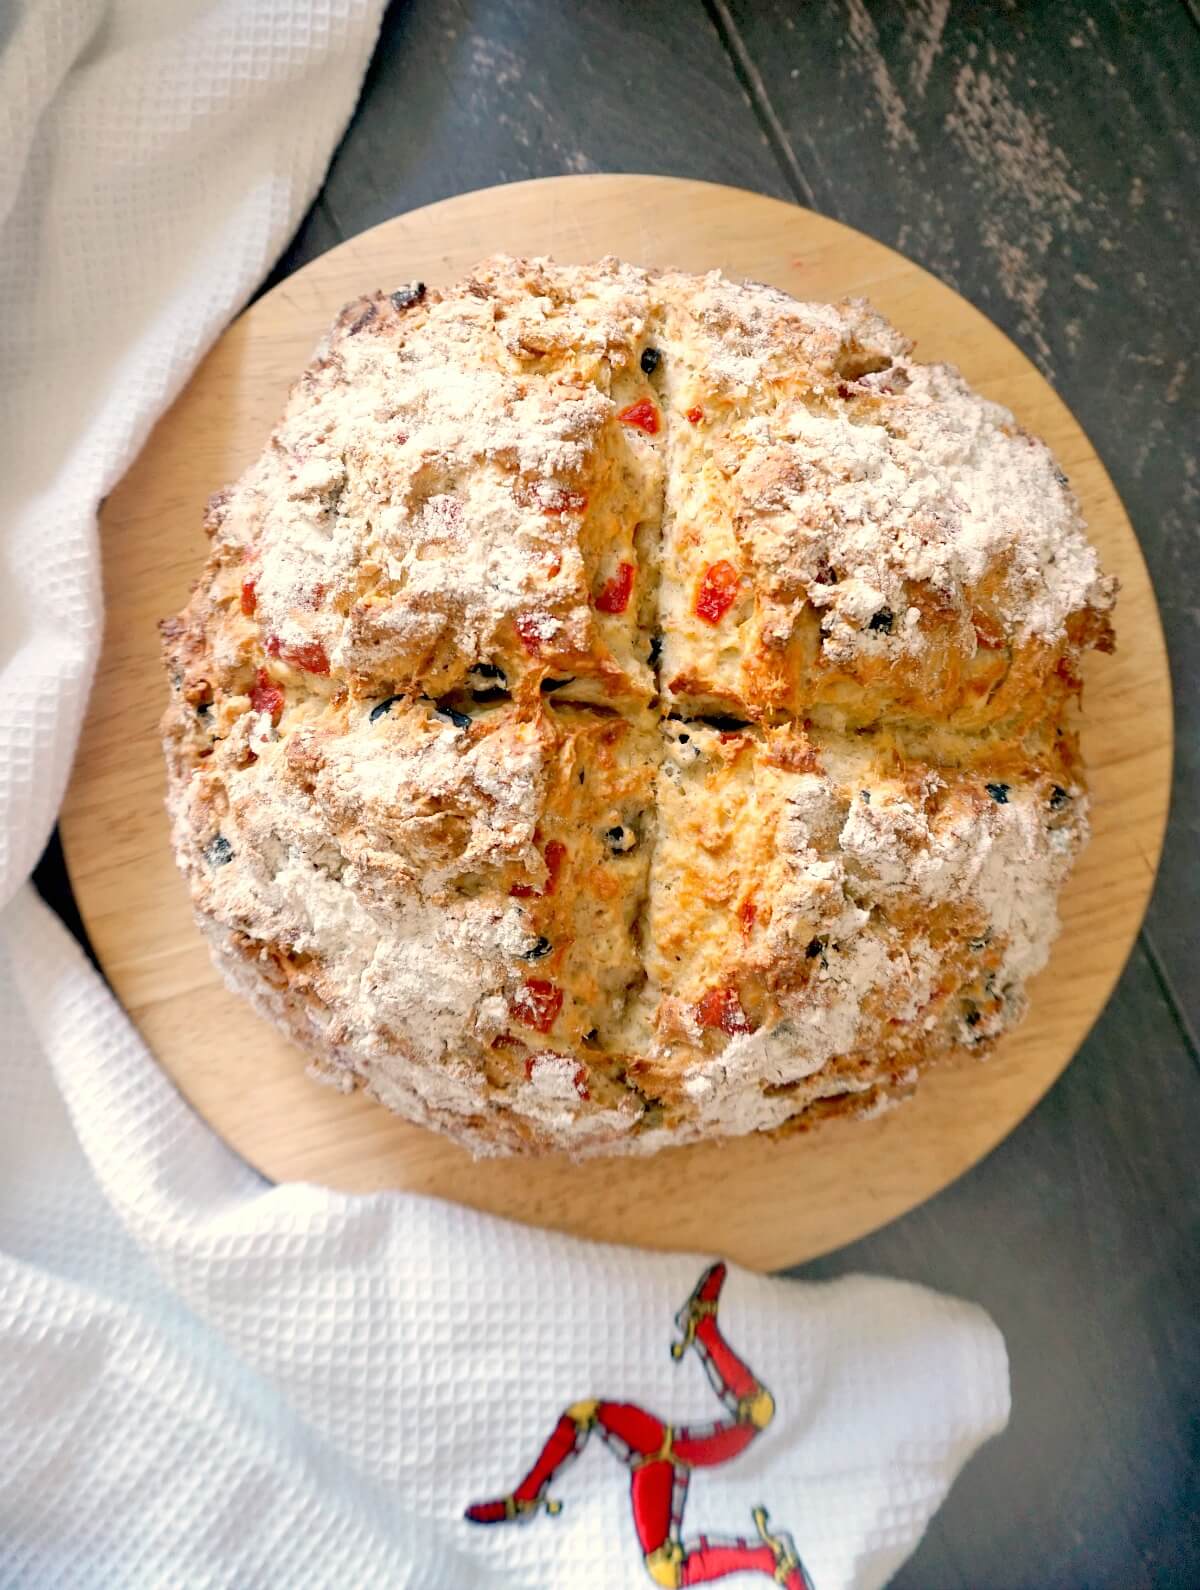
606;305;671;1066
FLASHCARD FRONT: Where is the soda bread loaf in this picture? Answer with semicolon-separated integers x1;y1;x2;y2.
161;256;1115;1156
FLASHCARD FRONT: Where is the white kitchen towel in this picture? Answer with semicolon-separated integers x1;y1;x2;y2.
0;4;1009;1588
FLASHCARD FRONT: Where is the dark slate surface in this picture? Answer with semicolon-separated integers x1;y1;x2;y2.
269;0;791;286
40;2;1199;1584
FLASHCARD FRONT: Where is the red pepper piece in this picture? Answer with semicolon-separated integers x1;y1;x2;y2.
510;838;566;899
249;667;285;724
542;838;566;892
695;560;740;625
240;579;257;617
686;406;704;425
286;640;330;674
595;561;635;615
739;897;756;934
516;614;549;654
265;636;330;675
512;978;564;1034
695;985;755;1036
617;398;660;435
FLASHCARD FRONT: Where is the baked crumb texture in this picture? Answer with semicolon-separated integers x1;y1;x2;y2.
161;257;1116;1157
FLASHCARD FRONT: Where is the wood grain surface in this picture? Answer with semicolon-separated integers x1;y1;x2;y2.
60;176;1171;1272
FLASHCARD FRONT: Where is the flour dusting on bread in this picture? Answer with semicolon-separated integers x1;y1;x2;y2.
161;256;1114;1156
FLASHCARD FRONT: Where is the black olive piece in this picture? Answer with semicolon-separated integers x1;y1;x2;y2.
541;677;575;693
640;347;661;375
648;633;663;668
867;608;894;633
806;937;825;959
390;282;426;310
578;770;586;784
859;790;871;804
1049;785;1070;810
470;663;509;702
965;1008;982;1027
521;936;553;961
985;782;1010;805
605;825;637;855
435;704;472;730
677;732;690;744
968;934;991;952
205;835;234;868
370;696;402;722
196;702;211;718
696;714;753;733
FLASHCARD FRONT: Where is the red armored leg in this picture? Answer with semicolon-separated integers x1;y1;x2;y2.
465;1397;671;1526
465;1399;600;1524
671;1262;775;1467
631;1459;678;1552
678;1508;814;1588
667;1268;814;1586
594;1400;670;1465
637;1462;692;1586
673;1261;773;1427
681;1536;779;1585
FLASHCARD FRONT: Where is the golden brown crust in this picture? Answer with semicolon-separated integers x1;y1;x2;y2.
161;256;1114;1156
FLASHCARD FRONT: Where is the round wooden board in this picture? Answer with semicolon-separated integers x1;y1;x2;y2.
61;176;1171;1271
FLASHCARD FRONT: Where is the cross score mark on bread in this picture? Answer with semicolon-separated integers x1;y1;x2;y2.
160;256;1115;1156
